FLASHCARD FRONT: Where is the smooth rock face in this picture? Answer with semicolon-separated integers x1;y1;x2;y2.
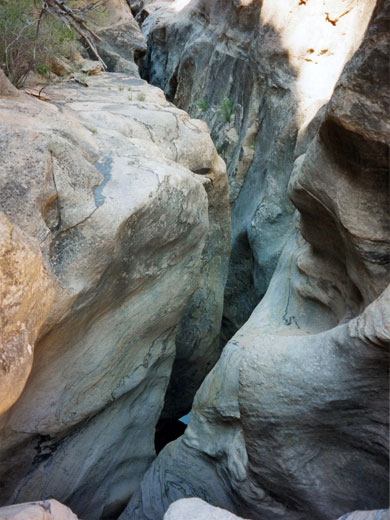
0;213;55;416
289;2;390;308
118;1;232;428
0;500;78;520
121;2;389;520
163;498;247;520
0;73;229;519
137;0;377;341
163;499;390;520
159;145;230;425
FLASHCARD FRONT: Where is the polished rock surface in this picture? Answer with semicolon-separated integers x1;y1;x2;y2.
0;72;229;519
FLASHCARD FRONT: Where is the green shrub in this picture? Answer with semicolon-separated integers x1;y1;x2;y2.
195;98;208;112
35;63;51;77
0;0;79;87
219;96;234;123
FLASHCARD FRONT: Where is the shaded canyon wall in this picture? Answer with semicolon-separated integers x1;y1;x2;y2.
121;0;389;519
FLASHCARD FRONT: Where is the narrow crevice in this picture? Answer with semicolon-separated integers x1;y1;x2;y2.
154;418;187;454
165;71;178;103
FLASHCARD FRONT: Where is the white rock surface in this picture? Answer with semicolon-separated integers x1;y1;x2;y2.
0;73;229;519
164;498;247;520
162;498;390;520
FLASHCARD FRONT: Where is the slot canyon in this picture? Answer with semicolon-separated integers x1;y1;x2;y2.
0;1;388;519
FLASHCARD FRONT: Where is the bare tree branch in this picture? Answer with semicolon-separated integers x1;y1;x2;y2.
35;0;107;68
4;17;40;77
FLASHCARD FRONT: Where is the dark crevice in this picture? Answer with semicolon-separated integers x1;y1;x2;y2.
166;71;178;103
154;419;187;454
221;230;257;344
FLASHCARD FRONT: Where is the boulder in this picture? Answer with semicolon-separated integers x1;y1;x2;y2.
0;73;230;519
50;57;73;77
163;499;390;520
0;69;23;98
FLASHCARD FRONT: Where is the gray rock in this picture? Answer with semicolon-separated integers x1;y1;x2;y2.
122;258;389;520
120;2;389;519
137;0;378;341
163;499;390;520
95;0;147;74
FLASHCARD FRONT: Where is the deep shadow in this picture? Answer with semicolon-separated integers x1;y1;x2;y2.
154;419;187;454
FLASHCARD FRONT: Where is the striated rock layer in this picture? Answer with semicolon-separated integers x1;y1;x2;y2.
121;1;389;519
0;73;230;519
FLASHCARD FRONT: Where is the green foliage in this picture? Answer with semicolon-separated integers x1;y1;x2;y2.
0;0;79;87
219;96;234;123
35;63;51;77
137;92;146;102
195;98;208;112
